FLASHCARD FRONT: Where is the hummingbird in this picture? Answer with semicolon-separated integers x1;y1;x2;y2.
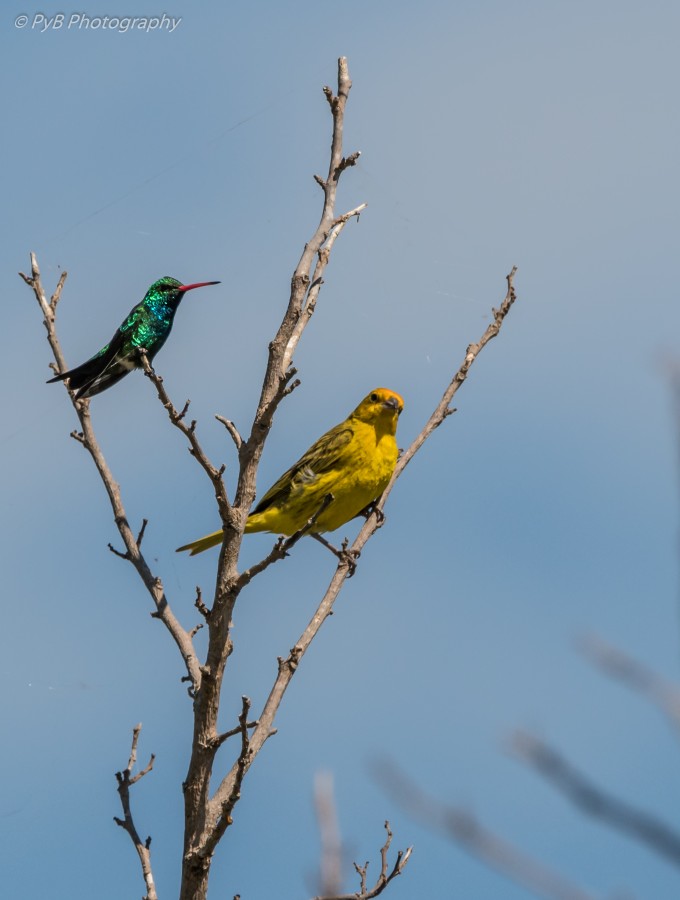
48;276;220;399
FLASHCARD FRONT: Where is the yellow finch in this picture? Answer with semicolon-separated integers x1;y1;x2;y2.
177;387;404;555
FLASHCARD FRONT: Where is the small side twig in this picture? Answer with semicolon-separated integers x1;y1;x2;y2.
282;203;367;372
195;586;211;620
313;820;412;900
213;715;260;752
235;493;335;589
108;518;149;560
139;352;231;523
333;150;361;181
199;697;253;859
216;415;243;452
113;724;158;900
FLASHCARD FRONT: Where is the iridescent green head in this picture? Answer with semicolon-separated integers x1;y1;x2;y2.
143;276;220;309
150;276;183;291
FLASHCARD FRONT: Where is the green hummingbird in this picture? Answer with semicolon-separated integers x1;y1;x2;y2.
48;276;220;399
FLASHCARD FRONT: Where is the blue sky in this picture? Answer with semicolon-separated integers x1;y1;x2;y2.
3;1;680;897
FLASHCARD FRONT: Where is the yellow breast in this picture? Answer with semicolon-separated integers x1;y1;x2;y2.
246;419;398;535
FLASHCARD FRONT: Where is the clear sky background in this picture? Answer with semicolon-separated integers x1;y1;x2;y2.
2;1;680;898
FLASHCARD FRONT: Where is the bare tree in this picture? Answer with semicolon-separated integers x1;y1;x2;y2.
21;57;517;900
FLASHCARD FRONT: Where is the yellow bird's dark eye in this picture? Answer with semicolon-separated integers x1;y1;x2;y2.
370;392;378;402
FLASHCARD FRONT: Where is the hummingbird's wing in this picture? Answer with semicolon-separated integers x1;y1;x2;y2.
47;304;148;399
250;424;355;515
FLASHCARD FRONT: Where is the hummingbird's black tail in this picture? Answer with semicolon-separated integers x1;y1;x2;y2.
47;346;128;399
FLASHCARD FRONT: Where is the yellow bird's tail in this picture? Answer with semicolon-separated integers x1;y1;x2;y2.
176;529;223;556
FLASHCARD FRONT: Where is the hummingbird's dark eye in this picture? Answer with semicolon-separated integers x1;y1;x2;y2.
370;392;378;402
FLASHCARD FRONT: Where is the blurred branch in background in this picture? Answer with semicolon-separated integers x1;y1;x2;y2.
663;358;680;654
314;772;343;897
578;633;680;733
373;759;609;900
510;730;680;870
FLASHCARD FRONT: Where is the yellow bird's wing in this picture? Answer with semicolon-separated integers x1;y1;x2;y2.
251;423;354;516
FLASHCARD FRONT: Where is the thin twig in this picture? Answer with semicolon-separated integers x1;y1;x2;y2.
213;718;259;752
200;697;253;859
313;820;412;900
195;586;211;620
235;493;335;589
283;202;367;372
139;353;232;526
215;415;243;451
113;725;158;900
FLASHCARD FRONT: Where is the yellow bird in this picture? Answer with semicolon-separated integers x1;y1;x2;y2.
177;387;404;555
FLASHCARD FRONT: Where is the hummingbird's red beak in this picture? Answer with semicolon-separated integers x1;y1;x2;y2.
178;281;221;293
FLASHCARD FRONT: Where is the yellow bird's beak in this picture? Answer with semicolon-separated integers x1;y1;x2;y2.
382;395;402;413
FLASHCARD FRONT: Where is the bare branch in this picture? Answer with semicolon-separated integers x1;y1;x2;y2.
283;202;367;371
313;819;412;900
200;697;253;859
511;729;680;868
176;62;372;897
211;268;519;817
107;518;149;560
375;760;603;900
333;150;361;181
235;493;336;589
387;265;517;485
578;633;680;732
20;254;202;694
232;58;363;518
195;586;211;620
136;518;149;550
215;415;243;452
139;352;232;526
213;716;259;752
113;725;158;900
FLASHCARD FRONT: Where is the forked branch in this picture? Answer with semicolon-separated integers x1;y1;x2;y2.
233;57;365;513
113;724;158;900
19;253;202;693
210;268;519;829
312;774;411;900
139;353;232;526
313;821;412;900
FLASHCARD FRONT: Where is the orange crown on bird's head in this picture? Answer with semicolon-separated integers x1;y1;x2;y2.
352;388;404;422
